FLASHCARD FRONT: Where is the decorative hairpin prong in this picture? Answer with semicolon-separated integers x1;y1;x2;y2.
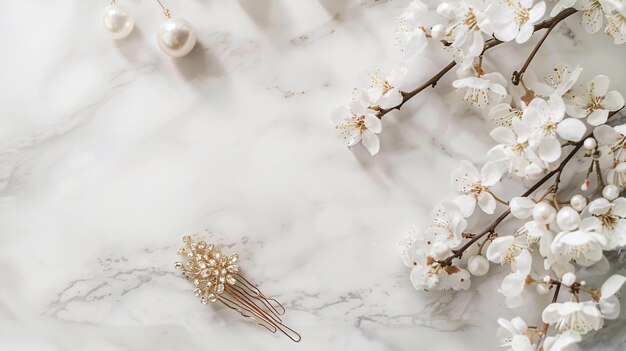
175;235;301;342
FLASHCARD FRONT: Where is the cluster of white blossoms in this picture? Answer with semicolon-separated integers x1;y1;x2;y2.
398;64;625;348
332;0;625;155
339;1;626;349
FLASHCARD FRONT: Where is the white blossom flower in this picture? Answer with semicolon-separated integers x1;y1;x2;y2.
487;235;530;264
489;103;524;126
452;160;506;216
499;249;533;308
332;98;382;155
426;202;469;247
524;95;587;163
368;64;407;109
438;1;491;70
576;0;606;33
496;317;534;351
551;0;579;17
607;162;626;188
594;123;626;186
603;1;626;44
453;70;509;108
487;0;547;43
489;119;547;178
410;264;445;290
550;229;607;266
598;274;626;319
409;258;471;291
565;75;625;126
447;268;472;290
530;64;582;97
579;197;626;249
395;0;430;55
543;332;581;351
542;301;603;334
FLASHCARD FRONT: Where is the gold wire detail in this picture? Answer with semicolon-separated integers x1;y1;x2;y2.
175;235;301;342
155;0;171;18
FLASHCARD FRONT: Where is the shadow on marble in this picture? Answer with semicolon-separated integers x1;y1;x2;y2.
114;26;145;62
172;41;225;82
236;0;291;35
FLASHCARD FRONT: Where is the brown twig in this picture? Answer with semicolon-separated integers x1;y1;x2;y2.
439;108;624;266
535;283;562;350
512;8;577;85
377;8;578;119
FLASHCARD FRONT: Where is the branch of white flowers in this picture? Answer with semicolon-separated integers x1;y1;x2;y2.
377;8;578;119
439;107;625;267
512;8;578;86
535;282;562;350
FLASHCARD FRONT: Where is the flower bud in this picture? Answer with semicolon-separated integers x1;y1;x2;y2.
467;255;490;276
583;137;597;150
570;194;587;212
532;202;556;224
431;24;446;40
562;272;576;287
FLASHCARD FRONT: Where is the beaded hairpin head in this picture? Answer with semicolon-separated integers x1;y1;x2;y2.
175;235;301;342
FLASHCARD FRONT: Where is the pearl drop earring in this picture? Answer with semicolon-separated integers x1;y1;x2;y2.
102;0;134;40
154;0;197;58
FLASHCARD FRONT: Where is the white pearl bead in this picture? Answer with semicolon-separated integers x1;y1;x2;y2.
467;255;490;276
570;194;587;212
561;272;576;287
556;207;581;231
583;137;597;150
532;202;556;224
603;184;620;201
102;4;134;40
157;18;197;58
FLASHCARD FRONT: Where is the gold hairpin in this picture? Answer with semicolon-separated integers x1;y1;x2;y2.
175;235;301;342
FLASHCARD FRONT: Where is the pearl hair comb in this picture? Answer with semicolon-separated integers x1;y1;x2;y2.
175;235;301;342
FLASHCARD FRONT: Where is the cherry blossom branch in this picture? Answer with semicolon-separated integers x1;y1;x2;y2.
535;283;562;350
377;8;578;119
439;108;624;266
512;8;578;86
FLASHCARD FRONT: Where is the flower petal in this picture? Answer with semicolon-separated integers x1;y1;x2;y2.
590;75;610;97
486;235;515;263
490;126;517;144
603;90;625;111
361;130;380;155
529;2;546;22
587;109;609;126
453;194;477;218
364;114;382;133
601;274;626;299
594;124;622;145
516;23;534;43
538;137;562;163
477;191;496;214
556;118;587;141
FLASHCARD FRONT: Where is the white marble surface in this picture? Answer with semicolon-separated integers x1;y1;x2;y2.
1;1;625;350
